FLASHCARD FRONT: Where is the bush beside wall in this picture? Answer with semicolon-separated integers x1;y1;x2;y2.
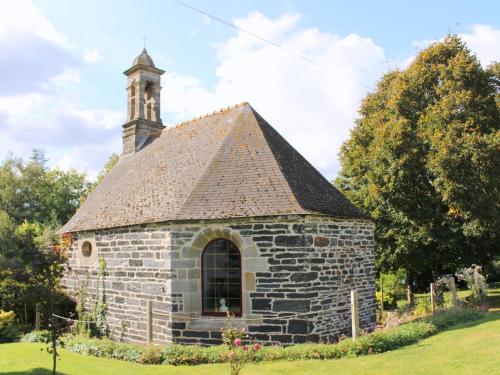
21;309;485;366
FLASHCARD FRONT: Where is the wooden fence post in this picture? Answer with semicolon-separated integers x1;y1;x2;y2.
380;276;385;315
35;303;41;331
146;300;153;343
351;290;360;341
449;278;458;309
430;283;436;315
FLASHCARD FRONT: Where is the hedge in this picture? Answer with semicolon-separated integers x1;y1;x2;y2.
22;309;485;366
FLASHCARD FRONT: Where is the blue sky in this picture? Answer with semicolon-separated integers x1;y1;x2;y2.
1;0;499;179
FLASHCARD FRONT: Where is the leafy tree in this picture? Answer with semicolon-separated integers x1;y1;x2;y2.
0;150;86;324
336;36;499;300
85;153;119;197
31;231;71;375
0;149;119;329
0;150;88;226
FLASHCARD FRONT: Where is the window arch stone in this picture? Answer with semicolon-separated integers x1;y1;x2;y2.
76;234;97;267
178;226;267;318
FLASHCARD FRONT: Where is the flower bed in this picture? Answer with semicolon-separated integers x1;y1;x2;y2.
21;309;484;366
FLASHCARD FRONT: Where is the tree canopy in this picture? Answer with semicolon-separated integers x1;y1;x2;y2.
336;35;500;287
85;153;119;196
0;150;89;323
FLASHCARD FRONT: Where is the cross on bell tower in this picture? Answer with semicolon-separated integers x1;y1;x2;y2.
122;48;165;155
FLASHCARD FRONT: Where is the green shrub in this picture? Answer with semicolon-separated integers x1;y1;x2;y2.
413;297;432;316
0;310;26;342
376;291;397;310
162;344;225;365
60;309;486;366
485;259;500;282
139;346;164;364
21;330;52;343
423;309;483;330
0;310;15;327
0;325;24;342
64;336;143;363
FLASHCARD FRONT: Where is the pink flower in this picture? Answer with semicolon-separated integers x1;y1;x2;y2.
243;345;249;351
253;343;261;351
234;338;242;347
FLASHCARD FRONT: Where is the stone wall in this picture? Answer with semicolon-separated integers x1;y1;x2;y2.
63;227;174;343
62;215;375;345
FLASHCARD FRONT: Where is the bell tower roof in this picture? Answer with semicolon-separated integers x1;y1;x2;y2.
132;48;155;67
124;48;165;76
122;48;165;155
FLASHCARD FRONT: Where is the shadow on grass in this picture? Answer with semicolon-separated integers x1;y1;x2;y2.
2;369;67;375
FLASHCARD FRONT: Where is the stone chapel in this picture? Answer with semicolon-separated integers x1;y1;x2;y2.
60;48;376;345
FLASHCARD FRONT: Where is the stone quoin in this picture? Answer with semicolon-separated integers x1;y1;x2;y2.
60;48;376;345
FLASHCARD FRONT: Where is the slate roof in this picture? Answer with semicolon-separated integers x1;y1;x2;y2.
60;103;368;233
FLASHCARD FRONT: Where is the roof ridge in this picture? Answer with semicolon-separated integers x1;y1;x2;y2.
162;102;250;134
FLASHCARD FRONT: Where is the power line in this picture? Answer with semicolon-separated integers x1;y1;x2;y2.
172;0;374;91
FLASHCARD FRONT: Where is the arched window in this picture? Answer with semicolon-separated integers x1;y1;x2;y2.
130;98;135;119
144;81;154;100
202;239;242;316
81;241;92;257
144;82;154;121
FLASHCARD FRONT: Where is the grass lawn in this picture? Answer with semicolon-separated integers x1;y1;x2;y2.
1;313;499;375
2;284;499;374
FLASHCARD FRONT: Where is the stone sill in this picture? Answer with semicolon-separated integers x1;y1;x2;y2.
186;315;263;330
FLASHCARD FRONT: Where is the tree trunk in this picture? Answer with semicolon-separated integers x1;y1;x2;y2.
52;333;57;375
50;279;57;375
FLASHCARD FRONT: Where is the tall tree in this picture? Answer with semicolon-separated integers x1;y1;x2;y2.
84;153;119;197
336;36;499;297
0;150;88;226
0;150;87;322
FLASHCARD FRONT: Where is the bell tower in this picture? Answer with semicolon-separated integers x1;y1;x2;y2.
122;48;165;155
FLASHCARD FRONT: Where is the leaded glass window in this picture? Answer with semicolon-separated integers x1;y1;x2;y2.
202;239;242;316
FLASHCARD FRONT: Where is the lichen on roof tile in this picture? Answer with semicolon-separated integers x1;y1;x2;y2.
60;103;368;233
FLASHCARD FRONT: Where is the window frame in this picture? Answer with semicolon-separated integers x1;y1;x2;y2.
201;238;243;317
81;240;92;257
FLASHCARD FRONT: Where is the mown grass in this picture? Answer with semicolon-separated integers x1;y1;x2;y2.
2;284;499;374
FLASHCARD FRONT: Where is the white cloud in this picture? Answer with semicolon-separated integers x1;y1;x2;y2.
84;48;100;63
411;24;500;67
163;12;385;179
56;136;122;180
460;24;500;66
49;68;81;86
0;0;121;180
0;0;70;48
0;0;78;96
0;93;43;116
3;3;496;183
